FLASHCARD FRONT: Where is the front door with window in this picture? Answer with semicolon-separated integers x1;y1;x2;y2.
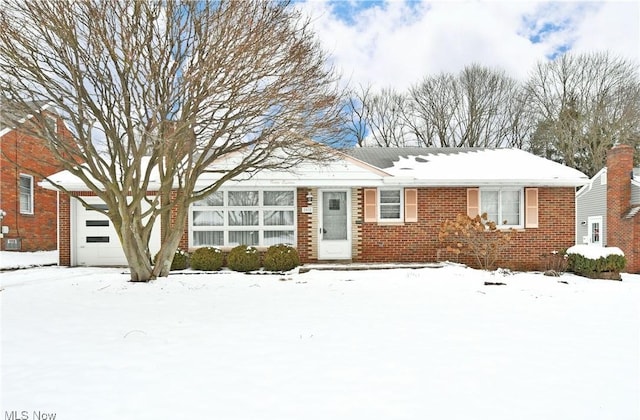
318;190;351;260
587;216;603;246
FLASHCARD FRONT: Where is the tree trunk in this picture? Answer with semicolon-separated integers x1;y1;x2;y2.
152;230;184;278
121;233;155;282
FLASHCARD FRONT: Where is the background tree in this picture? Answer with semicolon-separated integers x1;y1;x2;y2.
345;84;371;147
525;52;640;177
408;72;458;147
355;64;525;148
0;0;346;281
409;64;523;148
365;88;413;147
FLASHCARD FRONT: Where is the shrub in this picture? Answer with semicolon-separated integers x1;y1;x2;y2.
438;213;511;270
567;253;626;278
154;249;189;271
226;245;261;272
190;247;224;271
541;250;568;275
263;244;300;272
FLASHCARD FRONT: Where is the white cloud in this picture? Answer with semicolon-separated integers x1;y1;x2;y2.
296;0;639;91
571;1;640;60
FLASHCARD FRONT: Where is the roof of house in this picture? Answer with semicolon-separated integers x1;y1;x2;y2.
345;147;589;187
0;99;51;134
41;146;590;192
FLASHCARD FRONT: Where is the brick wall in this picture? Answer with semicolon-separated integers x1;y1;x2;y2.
0;121;66;251
606;145;638;273
55;185;578;271
349;187;576;271
296;188;313;262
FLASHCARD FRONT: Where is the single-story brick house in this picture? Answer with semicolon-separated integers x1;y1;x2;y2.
43;147;589;270
576;144;640;273
0;100;67;251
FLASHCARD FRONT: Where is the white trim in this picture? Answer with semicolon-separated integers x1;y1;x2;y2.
587;216;603;246
19;173;34;215
576;167;607;198
0;102;53;137
379;178;589;188
70;197;78;266
188;188;297;249
318;188;352;260
377;187;404;222
56;191;60;265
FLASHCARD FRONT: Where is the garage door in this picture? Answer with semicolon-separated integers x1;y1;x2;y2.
73;197;160;266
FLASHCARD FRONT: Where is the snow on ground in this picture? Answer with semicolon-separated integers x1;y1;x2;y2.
0;250;58;270
1;262;639;420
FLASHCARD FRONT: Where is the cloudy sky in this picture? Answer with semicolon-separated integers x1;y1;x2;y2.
294;0;640;90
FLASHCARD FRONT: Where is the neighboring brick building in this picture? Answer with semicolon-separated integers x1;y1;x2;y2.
576;145;640;273
45;147;589;271
0;101;67;251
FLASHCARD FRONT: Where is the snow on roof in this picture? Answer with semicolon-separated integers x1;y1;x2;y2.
43;147;590;192
566;244;624;259
40;156;163;192
0;99;52;135
346;148;589;187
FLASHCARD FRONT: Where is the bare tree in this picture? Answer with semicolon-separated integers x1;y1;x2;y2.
409;73;459;147
455;64;521;147
525;52;640;176
363;88;414;147
407;65;523;148
0;0;346;281
345;84;371;147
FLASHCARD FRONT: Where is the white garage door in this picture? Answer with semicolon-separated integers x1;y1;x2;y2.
73;197;160;266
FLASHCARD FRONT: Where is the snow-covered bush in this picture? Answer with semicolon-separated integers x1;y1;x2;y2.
263;244;300;272
190;247;224;271
154;249;189;271
227;245;261;272
566;245;626;279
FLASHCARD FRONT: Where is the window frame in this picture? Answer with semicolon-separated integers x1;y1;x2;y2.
479;187;524;229
19;174;34;215
377;188;404;222
189;189;297;248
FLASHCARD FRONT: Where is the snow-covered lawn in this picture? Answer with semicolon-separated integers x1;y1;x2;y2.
0;250;58;270
1;262;639;420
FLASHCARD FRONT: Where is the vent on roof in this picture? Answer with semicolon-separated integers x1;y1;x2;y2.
415;157;428;163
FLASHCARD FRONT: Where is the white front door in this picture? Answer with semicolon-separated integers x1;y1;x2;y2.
318;190;351;260
587;216;603;246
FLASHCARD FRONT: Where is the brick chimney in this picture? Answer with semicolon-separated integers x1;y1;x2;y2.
606;144;635;271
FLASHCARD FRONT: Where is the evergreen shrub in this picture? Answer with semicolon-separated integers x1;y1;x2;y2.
190;247;224;271
227;245;261;272
263;244;300;272
567;253;626;277
154;249;189;271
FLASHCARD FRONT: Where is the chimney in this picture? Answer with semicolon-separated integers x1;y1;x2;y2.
606;144;634;262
